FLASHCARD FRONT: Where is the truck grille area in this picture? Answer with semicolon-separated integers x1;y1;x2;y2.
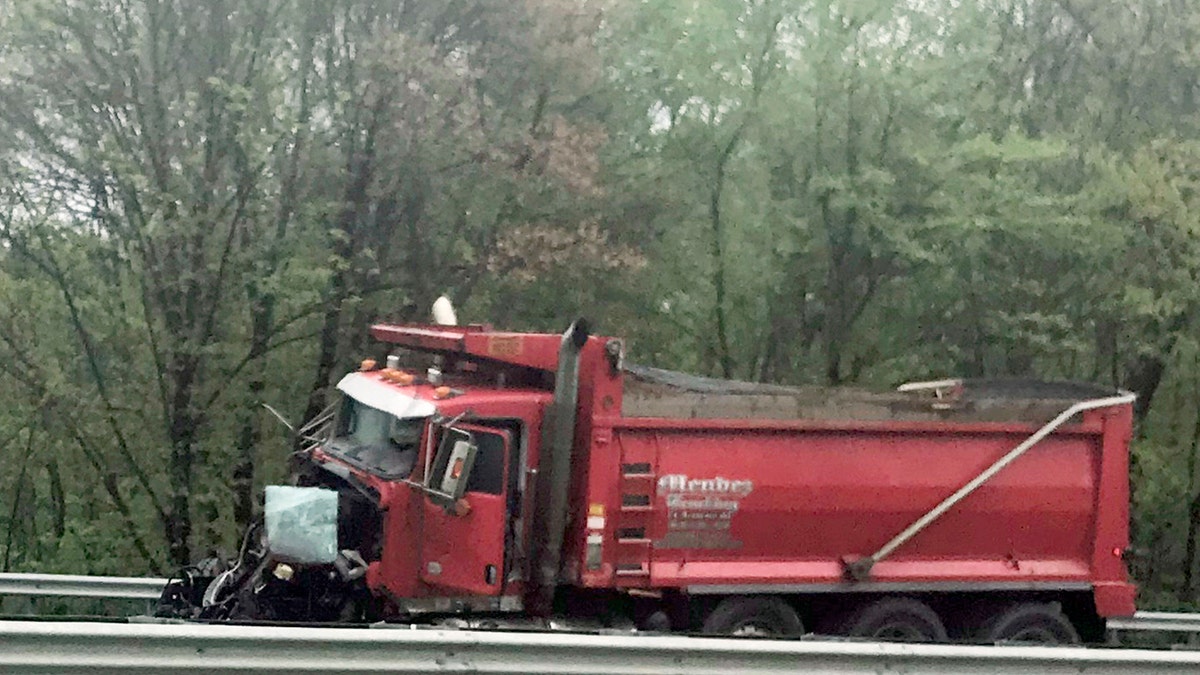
295;462;383;562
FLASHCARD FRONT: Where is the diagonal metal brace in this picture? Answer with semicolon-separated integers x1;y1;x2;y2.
843;391;1136;582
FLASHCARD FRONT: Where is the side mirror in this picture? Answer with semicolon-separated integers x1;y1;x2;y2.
426;427;477;513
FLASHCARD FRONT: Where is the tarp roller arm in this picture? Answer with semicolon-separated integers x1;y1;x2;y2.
843;391;1137;581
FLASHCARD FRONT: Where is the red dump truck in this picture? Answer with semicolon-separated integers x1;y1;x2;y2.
159;318;1137;644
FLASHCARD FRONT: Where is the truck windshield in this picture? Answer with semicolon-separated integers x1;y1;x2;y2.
327;397;424;478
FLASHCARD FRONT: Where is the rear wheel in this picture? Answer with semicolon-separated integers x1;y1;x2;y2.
839;597;948;642
702;596;804;637
976;602;1080;645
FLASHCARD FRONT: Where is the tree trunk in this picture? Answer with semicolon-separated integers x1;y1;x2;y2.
46;460;65;542
708;127;743;380
166;355;202;567
232;4;316;526
2;432;33;572
300;162;374;428
1125;353;1167;430
233;287;273;530
1183;493;1200;602
1181;367;1200;601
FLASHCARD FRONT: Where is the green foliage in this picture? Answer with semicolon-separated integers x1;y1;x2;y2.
1;0;1200;609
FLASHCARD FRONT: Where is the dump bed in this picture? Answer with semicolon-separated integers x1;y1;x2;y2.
362;323;1135;618
576;367;1136;617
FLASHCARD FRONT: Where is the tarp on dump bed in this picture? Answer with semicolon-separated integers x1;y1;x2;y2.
620;365;1122;424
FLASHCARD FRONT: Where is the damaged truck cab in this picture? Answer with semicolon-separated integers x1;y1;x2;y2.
339;319;596;618
161;320;597;623
314;349;557;617
160;318;1139;645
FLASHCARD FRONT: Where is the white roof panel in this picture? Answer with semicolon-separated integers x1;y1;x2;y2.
335;372;437;419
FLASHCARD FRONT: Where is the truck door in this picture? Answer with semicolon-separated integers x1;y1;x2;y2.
419;423;512;596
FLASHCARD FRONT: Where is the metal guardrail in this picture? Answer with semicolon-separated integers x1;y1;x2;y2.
0;620;1199;674
0;573;167;600
4;573;1200;669
1108;611;1200;634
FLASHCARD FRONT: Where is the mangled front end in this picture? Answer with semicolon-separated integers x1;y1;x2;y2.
156;478;379;621
157;372;428;622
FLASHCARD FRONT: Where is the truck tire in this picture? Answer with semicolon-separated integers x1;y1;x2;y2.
977;602;1079;645
840;597;948;642
701;596;804;637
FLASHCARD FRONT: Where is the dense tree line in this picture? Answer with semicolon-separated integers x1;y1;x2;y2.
1;0;1199;607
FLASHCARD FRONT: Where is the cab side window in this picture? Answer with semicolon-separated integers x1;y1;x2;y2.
465;431;505;495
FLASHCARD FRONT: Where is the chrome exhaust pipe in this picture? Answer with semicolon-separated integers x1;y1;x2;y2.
529;319;589;613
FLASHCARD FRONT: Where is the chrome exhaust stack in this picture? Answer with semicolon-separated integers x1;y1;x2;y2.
529;319;590;613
